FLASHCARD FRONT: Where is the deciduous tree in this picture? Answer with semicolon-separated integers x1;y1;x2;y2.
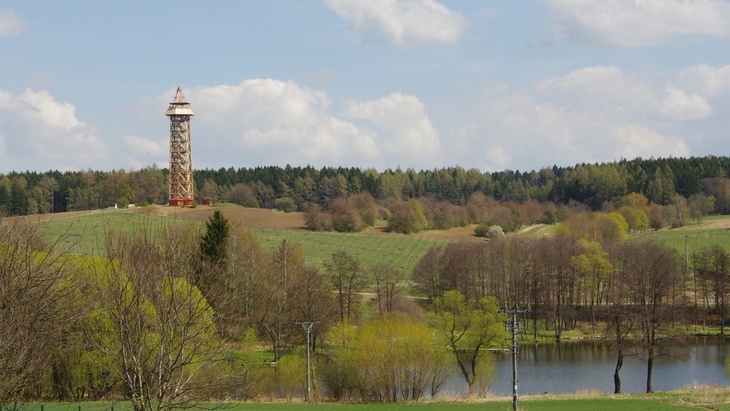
324;251;367;324
0;221;77;408
369;262;406;315
617;241;681;393
87;228;226;411
430;290;507;396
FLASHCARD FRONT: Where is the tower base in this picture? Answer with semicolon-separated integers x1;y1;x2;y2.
169;197;194;207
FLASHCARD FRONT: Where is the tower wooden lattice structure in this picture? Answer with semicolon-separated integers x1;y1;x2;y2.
166;87;195;206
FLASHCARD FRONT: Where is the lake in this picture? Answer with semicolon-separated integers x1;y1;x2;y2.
482;337;730;395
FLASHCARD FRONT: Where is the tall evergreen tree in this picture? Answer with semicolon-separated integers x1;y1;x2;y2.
199;210;230;266
197;210;231;320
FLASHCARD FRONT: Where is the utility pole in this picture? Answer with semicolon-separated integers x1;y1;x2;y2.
505;307;528;411
296;320;320;402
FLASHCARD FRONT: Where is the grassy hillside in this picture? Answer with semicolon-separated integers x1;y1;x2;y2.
26;205;730;274
629;215;730;257
30;206;446;273
252;228;443;273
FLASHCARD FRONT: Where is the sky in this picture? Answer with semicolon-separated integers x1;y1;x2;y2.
1;1;729;174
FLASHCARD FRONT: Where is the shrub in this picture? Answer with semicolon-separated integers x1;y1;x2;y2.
474;224;489;238
274;197;297;213
330;198;363;232
387;199;427;234
304;204;332;231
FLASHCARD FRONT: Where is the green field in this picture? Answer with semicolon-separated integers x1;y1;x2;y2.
252;228;443;273
31;210;444;273
629;228;730;259
29;209;730;274
32;210;192;258
23;388;730;411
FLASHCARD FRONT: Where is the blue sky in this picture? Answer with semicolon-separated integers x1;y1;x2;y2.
1;0;729;173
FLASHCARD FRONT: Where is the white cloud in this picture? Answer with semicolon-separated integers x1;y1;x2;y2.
615;125;689;160
446;65;697;171
343;92;441;165
678;64;730;96
158;80;376;168
190;80;349;164
324;0;467;46
540;0;730;47
0;10;26;36
142;81;445;171
18;89;83;130
655;87;712;121
124;135;167;157
538;66;647;103
0;88;109;171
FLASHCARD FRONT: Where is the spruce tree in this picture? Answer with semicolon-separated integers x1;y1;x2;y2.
197;210;231;317
200;210;230;266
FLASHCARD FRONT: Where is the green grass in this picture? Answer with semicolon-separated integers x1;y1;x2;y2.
32;210;444;273
629;228;730;257
24;391;729;411
31;210;730;274
33;210;191;257
252;228;443;273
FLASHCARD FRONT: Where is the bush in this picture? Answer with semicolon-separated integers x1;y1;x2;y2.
387;199;427;234
330;198;363;232
275;348;306;399
274;197;297;213
318;349;361;401
319;316;445;402
474;223;490;238
304;204;332;231
475;224;504;239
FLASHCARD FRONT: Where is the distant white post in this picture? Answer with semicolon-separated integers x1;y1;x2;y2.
505;306;528;411
296;320;320;401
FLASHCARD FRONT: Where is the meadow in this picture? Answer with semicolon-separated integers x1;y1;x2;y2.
23;386;730;411
27;205;730;273
29;206;445;273
629;215;730;257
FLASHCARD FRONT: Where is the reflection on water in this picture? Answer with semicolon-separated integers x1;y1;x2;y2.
479;337;729;395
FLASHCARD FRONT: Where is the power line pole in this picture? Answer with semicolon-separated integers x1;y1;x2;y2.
296;320;320;402
505;307;528;411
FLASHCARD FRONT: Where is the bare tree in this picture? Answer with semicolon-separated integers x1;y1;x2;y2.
288;265;338;350
618;241;682;393
85;228;228;411
227;227;267;334
412;246;444;301
693;245;730;335
0;220;77;409
602;242;641;394
257;240;305;361
324;251;367;324
369;262;406;315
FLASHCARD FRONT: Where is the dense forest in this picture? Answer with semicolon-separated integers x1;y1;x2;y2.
1;156;729;218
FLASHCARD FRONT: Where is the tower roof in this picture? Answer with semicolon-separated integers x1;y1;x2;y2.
165;87;195;116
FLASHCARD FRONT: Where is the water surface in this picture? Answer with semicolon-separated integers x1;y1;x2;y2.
484;337;730;395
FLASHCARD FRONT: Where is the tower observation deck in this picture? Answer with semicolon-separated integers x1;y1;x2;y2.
166;87;195;206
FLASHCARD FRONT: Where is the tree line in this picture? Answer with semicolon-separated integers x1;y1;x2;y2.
2;156;730;218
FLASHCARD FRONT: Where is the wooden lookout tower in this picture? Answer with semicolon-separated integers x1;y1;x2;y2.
166;87;195;206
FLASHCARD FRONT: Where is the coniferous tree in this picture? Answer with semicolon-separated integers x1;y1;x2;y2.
197;210;231;316
200;210;231;267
